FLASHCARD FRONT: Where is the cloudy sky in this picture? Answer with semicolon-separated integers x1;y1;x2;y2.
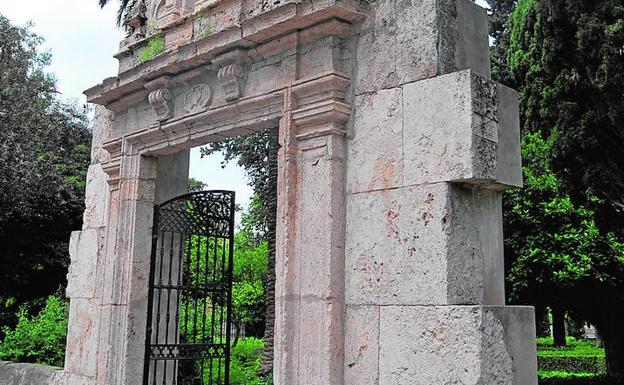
0;0;489;223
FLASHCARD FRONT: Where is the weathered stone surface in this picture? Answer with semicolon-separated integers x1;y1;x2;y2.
455;0;491;77
90;105;113;165
64;299;100;378
82;165;110;229
344;305;379;385
378;306;537;385
0;361;64;385
495;83;523;188
403;70;521;189
345;183;505;306
347;88;403;194
66;229;103;299
354;0;491;95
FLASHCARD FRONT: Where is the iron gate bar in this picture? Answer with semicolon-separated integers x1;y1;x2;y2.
144;190;235;385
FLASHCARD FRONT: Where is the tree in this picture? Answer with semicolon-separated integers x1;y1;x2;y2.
231;224;268;342
495;0;624;376
503;133;622;348
0;15;91;334
506;0;624;236
97;0;138;26
201;129;279;377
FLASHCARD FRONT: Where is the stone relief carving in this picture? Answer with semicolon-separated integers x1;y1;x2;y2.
183;84;212;114
148;88;173;121
123;0;147;42
217;63;244;101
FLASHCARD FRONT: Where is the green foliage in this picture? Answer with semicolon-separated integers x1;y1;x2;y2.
229;337;264;385
537;337;607;381
189;178;207;192
0;295;68;367
504;0;624;234
504;133;623;304
538;337;606;358
201;129;279;375
232;230;268;328
495;0;624;374
176;227;268;342
139;33;165;63
0;14;91;332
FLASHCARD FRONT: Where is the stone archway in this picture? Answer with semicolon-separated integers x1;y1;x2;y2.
60;0;539;384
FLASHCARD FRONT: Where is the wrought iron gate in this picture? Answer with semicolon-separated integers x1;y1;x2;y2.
144;191;235;385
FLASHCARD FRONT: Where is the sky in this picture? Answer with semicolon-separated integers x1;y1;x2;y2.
0;0;489;223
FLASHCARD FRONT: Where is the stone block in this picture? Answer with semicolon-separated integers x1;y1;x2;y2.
297;36;350;81
64;299;101;379
90;106;113;165
378;305;537;385
354;0;491;95
82;165;109;229
296;299;344;385
0;361;64;385
344;305;379;385
345;183;505;306
403;70;521;189
495;83;523;188
63;372;93;385
455;0;491;77
347;88;403;194
66;229;103;299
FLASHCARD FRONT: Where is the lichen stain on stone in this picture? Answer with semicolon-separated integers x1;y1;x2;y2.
384;208;400;238
370;159;396;191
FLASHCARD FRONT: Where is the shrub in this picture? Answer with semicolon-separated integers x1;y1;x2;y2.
540;375;624;385
230;337;264;385
0;294;68;367
139;34;165;63
537;336;609;383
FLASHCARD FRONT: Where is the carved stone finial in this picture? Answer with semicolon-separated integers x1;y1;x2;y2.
217;63;244;101
148;88;173;121
124;0;147;41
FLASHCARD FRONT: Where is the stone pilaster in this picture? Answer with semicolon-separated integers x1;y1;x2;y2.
274;76;350;385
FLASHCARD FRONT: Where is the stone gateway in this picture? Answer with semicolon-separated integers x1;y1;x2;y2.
0;0;539;384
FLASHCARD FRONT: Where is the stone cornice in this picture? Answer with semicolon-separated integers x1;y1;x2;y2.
84;0;367;108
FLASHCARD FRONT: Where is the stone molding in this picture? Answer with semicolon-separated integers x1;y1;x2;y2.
84;0;367;107
100;72;351;184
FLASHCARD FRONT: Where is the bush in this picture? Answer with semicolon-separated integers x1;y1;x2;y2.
540;376;624;385
537;336;608;382
0;294;68;367
138;34;165;62
539;356;606;374
230;337;264;385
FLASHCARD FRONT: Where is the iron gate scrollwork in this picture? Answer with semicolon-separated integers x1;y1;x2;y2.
144;190;235;385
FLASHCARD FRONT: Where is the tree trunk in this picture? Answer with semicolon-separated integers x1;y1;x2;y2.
552;305;567;347
258;130;278;377
600;317;624;378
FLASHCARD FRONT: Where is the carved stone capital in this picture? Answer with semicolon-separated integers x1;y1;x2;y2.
148;88;173;121
217;63;244;102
